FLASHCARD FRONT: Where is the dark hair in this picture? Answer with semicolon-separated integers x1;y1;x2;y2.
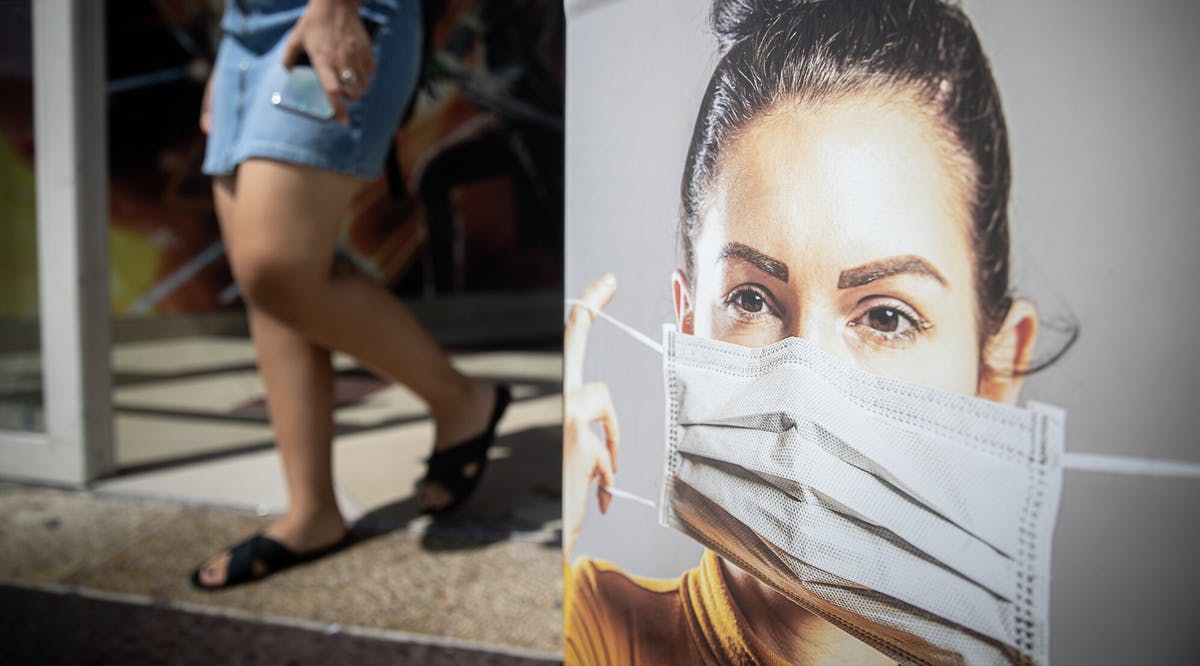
681;0;1013;340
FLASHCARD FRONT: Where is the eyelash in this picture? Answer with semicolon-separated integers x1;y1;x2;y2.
722;287;933;348
724;284;779;322
847;298;932;347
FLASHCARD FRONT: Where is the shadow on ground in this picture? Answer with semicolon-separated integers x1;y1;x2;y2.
0;585;559;666
352;423;562;553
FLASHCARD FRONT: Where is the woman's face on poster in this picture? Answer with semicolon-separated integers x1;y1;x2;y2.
676;94;994;397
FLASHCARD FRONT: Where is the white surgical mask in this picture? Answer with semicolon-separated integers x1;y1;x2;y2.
663;327;1059;665
566;299;1200;666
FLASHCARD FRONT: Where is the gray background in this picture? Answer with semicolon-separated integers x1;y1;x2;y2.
564;1;1200;663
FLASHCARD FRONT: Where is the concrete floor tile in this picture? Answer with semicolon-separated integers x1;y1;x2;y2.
115;413;275;467
114;370;266;415
336;395;562;530
450;352;562;383
495;394;561;435
332;420;433;523
112;337;259;376
112;337;360;377
332;378;551;429
332;383;430;428
96;448;292;515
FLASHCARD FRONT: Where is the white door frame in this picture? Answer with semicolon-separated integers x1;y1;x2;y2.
0;0;112;485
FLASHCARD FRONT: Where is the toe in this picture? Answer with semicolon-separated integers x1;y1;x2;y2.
417;481;453;512
197;553;230;588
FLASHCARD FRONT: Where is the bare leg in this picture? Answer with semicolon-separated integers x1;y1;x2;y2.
196;176;348;586
222;160;494;513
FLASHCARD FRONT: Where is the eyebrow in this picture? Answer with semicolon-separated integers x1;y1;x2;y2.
719;242;789;282
837;255;948;289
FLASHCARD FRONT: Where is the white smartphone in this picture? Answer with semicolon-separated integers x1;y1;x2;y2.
271;65;335;121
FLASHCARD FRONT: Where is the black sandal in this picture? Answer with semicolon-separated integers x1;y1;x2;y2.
190;532;351;591
419;384;512;515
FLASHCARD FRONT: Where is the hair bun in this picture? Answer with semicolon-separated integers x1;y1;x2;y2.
711;0;803;53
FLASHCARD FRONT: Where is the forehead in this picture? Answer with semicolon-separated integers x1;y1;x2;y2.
700;93;975;273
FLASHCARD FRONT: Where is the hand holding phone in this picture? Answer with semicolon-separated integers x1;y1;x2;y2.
272;65;336;121
277;3;378;125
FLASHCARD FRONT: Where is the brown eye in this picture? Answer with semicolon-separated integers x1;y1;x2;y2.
867;306;902;333
734;289;766;313
848;299;930;348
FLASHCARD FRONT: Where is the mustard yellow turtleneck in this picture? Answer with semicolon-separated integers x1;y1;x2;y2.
565;550;797;666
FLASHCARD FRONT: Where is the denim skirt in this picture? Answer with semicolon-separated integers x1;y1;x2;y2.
201;0;421;180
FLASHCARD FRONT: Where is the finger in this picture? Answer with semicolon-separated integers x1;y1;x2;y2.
314;64;350;125
604;406;620;476
350;40;375;91
598;487;613;515
333;57;365;101
281;31;303;70
564;273;617;391
595;446;615;515
570;383;620;448
339;69;365;100
361;49;376;83
200;74;214;134
335;28;373;100
570;382;620;475
352;17;376;81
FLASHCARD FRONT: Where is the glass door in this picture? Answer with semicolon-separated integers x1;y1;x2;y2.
0;0;41;433
0;0;112;485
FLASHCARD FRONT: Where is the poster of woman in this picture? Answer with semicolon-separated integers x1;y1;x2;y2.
563;1;1200;664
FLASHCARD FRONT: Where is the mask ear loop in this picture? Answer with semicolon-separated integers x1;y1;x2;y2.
1063;452;1200;478
603;486;659;509
565;298;663;355
564;298;663;509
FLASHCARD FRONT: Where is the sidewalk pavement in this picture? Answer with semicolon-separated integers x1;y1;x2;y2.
0;339;564;664
0;584;556;665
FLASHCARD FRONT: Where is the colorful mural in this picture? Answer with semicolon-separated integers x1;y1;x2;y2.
0;0;563;319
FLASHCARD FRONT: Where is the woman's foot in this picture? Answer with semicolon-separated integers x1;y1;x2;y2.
193;508;347;589
417;381;508;513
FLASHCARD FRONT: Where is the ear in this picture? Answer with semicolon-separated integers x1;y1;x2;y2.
672;269;695;335
977;299;1038;404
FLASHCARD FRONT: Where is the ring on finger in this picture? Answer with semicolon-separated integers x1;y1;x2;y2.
339;68;359;86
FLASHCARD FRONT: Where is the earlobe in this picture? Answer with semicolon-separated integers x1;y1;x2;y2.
672;269;695;335
978;299;1039;404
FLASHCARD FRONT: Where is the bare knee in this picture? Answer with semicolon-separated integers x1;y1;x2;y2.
230;250;316;324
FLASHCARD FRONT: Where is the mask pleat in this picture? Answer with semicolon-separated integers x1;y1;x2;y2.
676;457;1016;646
674;424;1017;598
675;362;1030;554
